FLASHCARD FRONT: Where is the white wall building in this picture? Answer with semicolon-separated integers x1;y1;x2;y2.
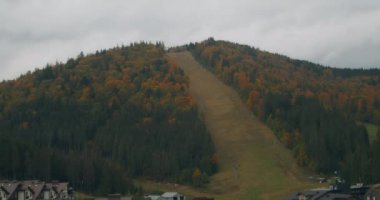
160;192;185;200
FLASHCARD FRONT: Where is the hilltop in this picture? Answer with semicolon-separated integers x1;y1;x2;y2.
1;39;380;199
0;43;216;195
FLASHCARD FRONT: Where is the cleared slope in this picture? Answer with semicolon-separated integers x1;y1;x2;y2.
167;52;318;200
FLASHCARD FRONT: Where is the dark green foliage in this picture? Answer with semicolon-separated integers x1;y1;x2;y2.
0;43;216;195
190;39;380;184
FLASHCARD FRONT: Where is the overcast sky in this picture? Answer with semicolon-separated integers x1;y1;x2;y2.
1;0;380;80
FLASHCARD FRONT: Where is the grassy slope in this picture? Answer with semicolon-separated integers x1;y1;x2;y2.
140;52;319;200
362;122;379;144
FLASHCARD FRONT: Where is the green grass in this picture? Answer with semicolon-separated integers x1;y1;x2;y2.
364;122;379;143
358;122;379;144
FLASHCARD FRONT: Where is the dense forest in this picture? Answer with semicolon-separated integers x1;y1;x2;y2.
186;38;380;184
0;43;217;195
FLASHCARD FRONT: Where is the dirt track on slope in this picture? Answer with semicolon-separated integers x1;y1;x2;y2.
165;52;318;200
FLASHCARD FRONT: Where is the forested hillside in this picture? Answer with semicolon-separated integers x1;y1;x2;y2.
0;43;217;195
187;38;380;184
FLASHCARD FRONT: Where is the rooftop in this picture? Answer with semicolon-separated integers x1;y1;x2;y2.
161;192;181;198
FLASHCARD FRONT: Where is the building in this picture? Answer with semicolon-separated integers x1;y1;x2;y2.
285;189;353;200
349;183;369;199
160;192;185;200
286;189;329;200
145;192;185;200
17;180;45;200
364;185;380;200
0;181;19;200
44;182;69;200
0;180;71;200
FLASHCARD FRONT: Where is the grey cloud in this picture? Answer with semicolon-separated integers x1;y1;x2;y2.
1;0;380;80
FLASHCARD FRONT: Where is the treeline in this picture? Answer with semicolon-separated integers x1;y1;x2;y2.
0;42;217;195
187;38;380;184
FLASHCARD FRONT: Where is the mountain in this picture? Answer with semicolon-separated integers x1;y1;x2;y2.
184;38;380;184
2;38;380;198
0;42;217;195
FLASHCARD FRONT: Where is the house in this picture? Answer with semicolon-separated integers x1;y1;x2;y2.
18;183;34;200
160;192;185;200
0;180;70;200
41;182;70;200
42;183;54;200
0;181;20;200
349;183;369;199
44;183;57;200
145;192;185;200
52;182;69;200
0;187;6;200
286;189;330;200
319;193;354;200
364;185;380;200
17;180;45;200
285;189;354;200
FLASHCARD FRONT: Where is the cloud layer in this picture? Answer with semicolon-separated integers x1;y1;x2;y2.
1;0;380;80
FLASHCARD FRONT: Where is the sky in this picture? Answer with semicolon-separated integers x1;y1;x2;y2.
1;0;380;81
